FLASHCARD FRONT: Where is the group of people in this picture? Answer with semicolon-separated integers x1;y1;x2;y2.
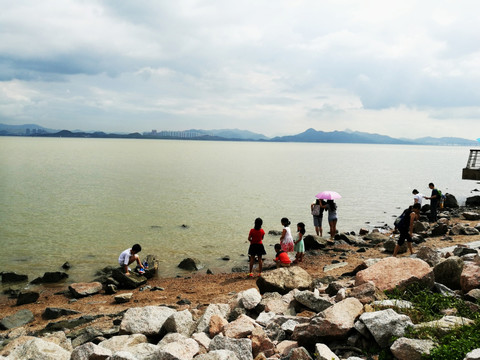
310;199;338;239
247;217;306;277
393;182;442;257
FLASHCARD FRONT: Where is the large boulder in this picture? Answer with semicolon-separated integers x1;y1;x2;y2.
461;262;480;293
1;272;28;283
196;304;231;333
16;291;39;306
433;256;464;290
462;212;480;221
237;288;262;310
443;193;458;208
163;309;196;337
355;257;434;292
209;335;253;360
294;289;333;313
112;268;147;289
303;235;328;250
466;195;480;207
390;337;435;360
30;272;68;284
0;309;34;330
292;298;363;342
358;309;414;348
178;258;204;271
415;246;442;267
256;267;313;295
120;306;176;336
71;342;112;360
6;338;70;360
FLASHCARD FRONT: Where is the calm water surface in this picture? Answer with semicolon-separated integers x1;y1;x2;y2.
0;137;477;283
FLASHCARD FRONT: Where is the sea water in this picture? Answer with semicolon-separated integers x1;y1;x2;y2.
0;137;477;283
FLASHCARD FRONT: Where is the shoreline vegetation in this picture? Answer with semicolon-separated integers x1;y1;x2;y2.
1;199;480;359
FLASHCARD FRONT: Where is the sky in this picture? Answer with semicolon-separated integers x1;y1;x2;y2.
1;1;480;139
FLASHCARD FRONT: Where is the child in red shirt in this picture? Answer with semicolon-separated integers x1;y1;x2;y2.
274;243;291;268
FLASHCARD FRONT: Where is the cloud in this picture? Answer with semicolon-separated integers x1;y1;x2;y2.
0;0;480;139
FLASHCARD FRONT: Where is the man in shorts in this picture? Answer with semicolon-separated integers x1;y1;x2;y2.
118;244;145;275
393;203;421;257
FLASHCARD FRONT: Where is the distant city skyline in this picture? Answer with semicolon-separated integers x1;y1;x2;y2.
1;1;480;140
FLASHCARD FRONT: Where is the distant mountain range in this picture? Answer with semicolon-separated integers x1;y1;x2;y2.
0;123;478;146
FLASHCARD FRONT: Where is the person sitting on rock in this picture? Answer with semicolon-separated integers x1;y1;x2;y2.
118;244;145;275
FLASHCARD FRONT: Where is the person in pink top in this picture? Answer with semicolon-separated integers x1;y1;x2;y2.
247;218;266;277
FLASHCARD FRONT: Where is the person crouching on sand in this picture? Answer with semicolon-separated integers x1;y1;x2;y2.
274;243;291;268
247;217;266;277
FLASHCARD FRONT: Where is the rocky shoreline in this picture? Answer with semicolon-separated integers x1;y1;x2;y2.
1;198;480;359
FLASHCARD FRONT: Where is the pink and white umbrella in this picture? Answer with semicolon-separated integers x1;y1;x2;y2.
315;191;342;200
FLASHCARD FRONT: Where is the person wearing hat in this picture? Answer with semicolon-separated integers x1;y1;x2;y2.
412;189;424;206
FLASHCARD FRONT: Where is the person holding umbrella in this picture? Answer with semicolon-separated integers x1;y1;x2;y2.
315;191;341;240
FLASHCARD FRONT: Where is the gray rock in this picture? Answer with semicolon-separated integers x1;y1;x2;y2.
237;288;262;310
384;237;406;254
6;338;70;360
314;343;340;360
178;257;204;271
444;193;459;208
98;334;148;353
0;309;34;330
465;289;480;302
414;315;474;335
294;289;333;313
431;223;449;237
69;282;103;298
303;235;328;250
363;232;389;243
415;246;442;267
112;268;147;289
194;350;239;360
433;256;464;290
71;342;112;360
16;291;39;306
462;212;480;220
465;348;480;360
256;266;313;295
115;292;133;304
453;246;478;256
196;303;231;333
462;227;480;236
390;337;435;360
70;326;104;348
42;307;81;320
120;306;176;336
163;309;196;337
359;309;414;348
209;335;253;360
30;271;68;284
156;333;199;360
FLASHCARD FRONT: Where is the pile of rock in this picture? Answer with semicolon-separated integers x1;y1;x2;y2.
1;245;479;360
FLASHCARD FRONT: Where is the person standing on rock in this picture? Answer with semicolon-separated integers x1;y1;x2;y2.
424;182;440;223
412;189;424;206
393;203;421;257
311;199;326;236
118;244;145;275
247;217;266;277
323;200;338;240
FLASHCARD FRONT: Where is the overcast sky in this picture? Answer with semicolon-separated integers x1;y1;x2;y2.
1;1;480;139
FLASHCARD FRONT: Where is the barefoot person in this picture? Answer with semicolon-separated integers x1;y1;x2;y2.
393;203;421;257
118;244;145;275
